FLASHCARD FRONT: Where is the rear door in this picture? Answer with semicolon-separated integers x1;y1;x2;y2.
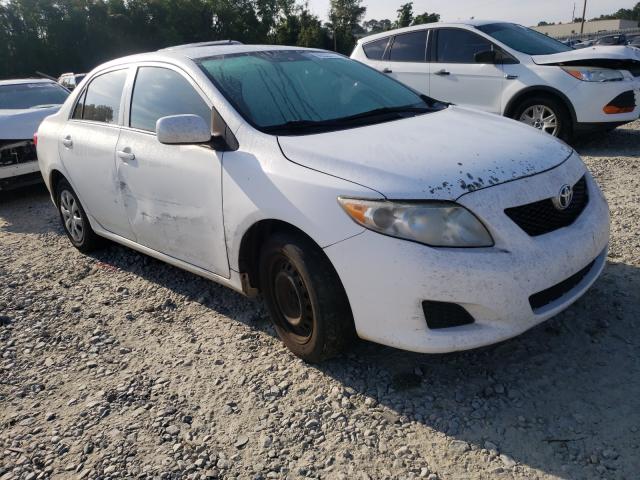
58;68;134;239
115;64;229;277
428;28;505;113
383;29;429;94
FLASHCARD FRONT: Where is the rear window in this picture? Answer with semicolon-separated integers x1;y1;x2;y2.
74;70;127;124
0;83;69;109
363;38;389;60
389;31;428;62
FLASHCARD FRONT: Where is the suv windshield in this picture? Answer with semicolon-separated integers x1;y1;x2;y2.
198;50;443;135
477;23;573;55
0;82;69;109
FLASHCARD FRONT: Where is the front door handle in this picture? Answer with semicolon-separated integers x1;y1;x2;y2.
382;68;393;74
117;150;136;162
434;69;450;76
62;135;73;148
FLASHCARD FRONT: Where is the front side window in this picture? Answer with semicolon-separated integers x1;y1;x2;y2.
130;67;211;132
198;50;442;135
477;23;572;55
0;82;69;109
435;28;494;63
389;30;428;62
363;38;389;60
80;70;127;124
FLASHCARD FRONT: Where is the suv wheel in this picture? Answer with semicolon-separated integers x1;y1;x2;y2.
56;179;103;252
512;95;572;141
259;231;355;362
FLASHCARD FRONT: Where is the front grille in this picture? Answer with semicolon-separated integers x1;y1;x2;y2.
529;259;596;311
0;139;37;167
505;176;588;236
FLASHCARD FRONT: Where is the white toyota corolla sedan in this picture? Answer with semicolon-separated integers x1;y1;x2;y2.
36;43;610;362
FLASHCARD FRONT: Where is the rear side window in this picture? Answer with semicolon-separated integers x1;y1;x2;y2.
363;38;389;60
78;70;127;124
389;30;428;62
435;28;493;63
130;67;211;133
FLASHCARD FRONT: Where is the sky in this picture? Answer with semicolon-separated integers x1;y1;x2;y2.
305;0;638;26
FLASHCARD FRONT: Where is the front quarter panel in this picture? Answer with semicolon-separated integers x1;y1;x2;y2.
222;125;381;272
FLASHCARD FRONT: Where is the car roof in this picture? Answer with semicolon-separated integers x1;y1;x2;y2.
357;19;505;44
0;78;58;86
91;44;326;73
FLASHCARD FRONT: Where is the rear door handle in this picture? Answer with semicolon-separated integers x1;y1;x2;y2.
62;135;73;148
434;69;450;76
383;68;393;74
117;150;136;162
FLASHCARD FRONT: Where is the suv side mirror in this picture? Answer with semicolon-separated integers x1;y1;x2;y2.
474;49;497;64
156;114;211;145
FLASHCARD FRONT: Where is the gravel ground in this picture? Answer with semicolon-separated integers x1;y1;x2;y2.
1;121;639;480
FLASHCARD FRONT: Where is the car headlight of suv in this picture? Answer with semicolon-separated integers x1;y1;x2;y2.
338;197;494;247
562;66;624;82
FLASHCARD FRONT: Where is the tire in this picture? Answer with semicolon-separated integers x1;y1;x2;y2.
512;95;573;142
259;231;356;363
56;178;104;252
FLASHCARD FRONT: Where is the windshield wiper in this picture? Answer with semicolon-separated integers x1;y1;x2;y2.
263;104;436;134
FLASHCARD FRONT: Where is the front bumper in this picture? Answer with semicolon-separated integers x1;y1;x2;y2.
324;153;610;353
569;76;640;124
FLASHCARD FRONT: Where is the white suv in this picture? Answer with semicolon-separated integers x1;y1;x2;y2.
352;20;640;140
37;44;609;362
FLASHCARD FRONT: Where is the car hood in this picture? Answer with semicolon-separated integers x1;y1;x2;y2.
0;106;61;140
277;106;573;200
532;45;640;65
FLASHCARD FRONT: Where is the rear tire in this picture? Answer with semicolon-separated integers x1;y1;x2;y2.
56;178;104;253
512;95;573;142
259;231;355;363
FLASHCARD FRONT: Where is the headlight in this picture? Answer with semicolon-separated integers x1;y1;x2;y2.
561;66;624;82
338;197;493;247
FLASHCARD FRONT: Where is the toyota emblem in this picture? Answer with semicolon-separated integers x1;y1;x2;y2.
552;184;573;211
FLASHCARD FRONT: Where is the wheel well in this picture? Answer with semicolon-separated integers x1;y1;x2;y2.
505;87;576;124
238;219;323;294
50;170;65;205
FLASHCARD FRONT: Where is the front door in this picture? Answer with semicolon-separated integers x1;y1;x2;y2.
58;68;134;239
428;28;505;114
115;65;229;277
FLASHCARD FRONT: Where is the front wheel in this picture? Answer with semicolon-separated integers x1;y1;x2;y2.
512;95;572;141
259;231;355;363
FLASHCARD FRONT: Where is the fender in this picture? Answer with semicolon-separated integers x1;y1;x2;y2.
503;85;577;124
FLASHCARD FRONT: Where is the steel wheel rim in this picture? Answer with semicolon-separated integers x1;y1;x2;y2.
60;190;84;243
519;105;559;136
270;256;314;344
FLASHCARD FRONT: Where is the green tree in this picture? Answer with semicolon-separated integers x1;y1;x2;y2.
412;11;439;25
328;0;366;54
395;2;413;28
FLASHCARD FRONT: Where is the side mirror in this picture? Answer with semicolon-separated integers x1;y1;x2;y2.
474;49;497;64
156;114;211;145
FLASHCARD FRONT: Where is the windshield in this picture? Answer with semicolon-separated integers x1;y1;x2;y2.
477;23;573;55
0;82;69;109
198;50;441;134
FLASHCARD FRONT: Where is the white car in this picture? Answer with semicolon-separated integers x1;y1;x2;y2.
1;79;69;190
36;44;610;362
352;20;640;140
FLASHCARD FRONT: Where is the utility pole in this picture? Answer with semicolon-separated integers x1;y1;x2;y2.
580;0;587;34
572;2;576;22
